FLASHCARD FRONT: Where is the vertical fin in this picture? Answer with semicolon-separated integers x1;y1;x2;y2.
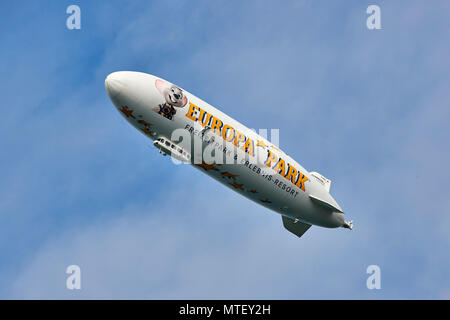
310;171;331;192
282;216;311;238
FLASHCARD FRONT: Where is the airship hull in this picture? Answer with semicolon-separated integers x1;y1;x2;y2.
105;71;352;237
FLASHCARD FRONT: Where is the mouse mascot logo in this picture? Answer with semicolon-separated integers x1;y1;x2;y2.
152;79;188;120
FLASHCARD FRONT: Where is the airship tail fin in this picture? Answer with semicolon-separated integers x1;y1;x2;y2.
282;216;311;238
310;172;331;192
309;194;343;213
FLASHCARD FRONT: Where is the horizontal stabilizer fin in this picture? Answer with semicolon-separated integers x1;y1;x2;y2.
282;216;311;238
309;194;343;213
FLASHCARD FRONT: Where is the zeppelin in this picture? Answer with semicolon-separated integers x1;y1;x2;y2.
105;71;353;238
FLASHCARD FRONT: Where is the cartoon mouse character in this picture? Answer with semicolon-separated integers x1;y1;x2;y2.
152;79;188;120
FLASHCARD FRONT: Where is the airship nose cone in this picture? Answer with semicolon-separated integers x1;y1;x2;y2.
105;72;125;99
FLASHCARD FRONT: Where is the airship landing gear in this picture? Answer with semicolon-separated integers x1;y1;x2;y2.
343;220;353;230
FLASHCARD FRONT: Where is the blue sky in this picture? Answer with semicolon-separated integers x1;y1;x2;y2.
0;0;449;299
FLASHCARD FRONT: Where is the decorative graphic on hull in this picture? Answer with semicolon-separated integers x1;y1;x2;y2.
152;79;188;120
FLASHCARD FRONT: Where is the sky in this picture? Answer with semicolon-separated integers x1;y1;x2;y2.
0;0;449;299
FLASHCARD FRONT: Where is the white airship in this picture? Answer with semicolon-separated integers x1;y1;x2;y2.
105;71;353;238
